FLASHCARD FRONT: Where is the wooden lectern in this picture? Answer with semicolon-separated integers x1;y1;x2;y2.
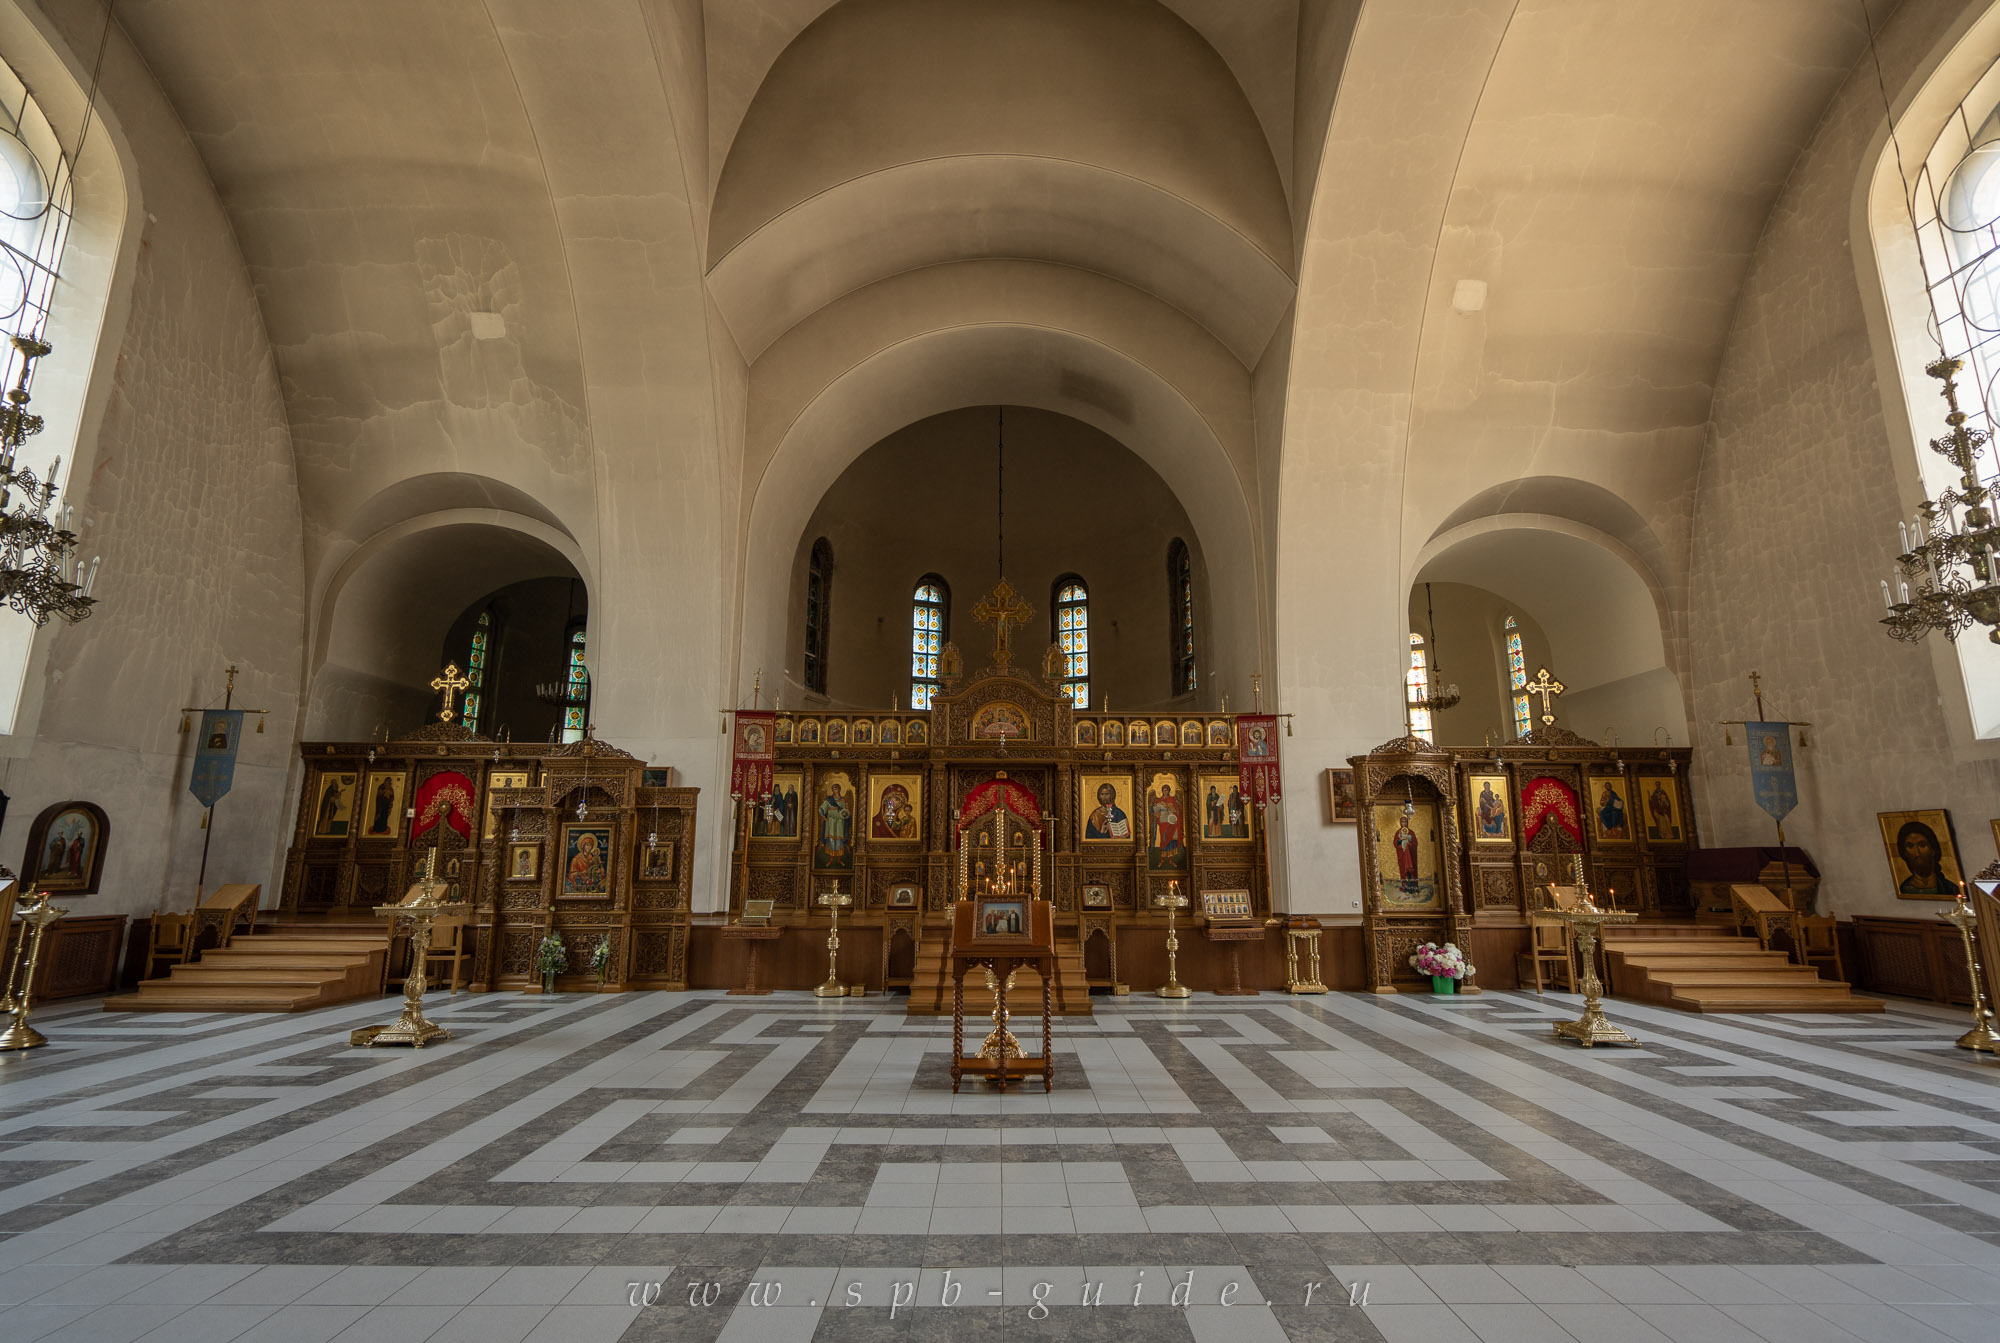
949;897;1056;1093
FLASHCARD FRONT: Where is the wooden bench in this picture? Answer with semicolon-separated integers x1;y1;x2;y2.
1730;883;1803;963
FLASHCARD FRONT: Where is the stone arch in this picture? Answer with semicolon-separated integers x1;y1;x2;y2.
1411;516;1688;746
305;509;591;740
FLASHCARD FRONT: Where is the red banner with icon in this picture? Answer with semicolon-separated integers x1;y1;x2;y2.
1235;715;1283;805
1521;775;1580;848
732;711;776;800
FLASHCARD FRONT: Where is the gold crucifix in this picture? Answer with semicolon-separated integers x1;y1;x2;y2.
430;663;471;723
972;578;1033;669
1524;666;1566;727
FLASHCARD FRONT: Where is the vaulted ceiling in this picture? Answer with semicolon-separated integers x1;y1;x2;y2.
103;0;1894;624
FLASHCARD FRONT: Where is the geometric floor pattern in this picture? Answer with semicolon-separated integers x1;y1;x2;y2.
3;987;1999;1342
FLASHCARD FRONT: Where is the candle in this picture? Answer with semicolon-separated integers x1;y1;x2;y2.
1901;520;1911;553
1901;579;1912;605
1882;579;1894;611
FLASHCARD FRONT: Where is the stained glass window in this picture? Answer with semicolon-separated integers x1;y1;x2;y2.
460;609;491;732
803;539;832;695
910;575;948;709
1167;539;1195;695
1505;615;1530;739
1407;631;1433;743
1052;575;1090;708
562;623;588;743
0;61;73;415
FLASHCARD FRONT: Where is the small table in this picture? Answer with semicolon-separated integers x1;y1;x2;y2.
949;898;1056;1093
721;923;783;996
1550;905;1639;1048
1203;923;1263;996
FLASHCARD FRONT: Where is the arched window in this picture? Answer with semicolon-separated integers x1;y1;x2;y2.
1167;539;1195;696
803;538;832;695
1406;631;1433;743
0;61;72;401
1504;615;1530;739
561;622;589;743
1052;575;1090;708
461;608;494;733
910;575;948;709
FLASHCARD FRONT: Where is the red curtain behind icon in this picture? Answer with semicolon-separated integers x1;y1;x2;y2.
1520;776;1580;848
413;771;475;839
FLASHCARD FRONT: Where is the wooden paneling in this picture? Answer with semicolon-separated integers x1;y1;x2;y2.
689;923;884;993
3;914;127;1000
1851;915;1970;1005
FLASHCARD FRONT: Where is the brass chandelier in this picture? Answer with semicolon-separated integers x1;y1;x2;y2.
0;335;96;626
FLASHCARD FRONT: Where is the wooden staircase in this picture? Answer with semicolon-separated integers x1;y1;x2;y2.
1602;924;1882;1014
104;918;389;1014
905;924;1093;1017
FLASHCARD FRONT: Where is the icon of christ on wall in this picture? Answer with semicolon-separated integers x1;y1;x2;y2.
816;773;855;871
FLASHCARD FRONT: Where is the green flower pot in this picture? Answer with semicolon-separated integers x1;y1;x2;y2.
1431;975;1457;995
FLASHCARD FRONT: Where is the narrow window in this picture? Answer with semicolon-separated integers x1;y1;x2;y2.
461;608;492;733
1167;539;1196;695
1505;615;1530;739
1406;631;1433;743
1053;575;1090;708
910;575;949;709
803;538;832;695
562;622;589;743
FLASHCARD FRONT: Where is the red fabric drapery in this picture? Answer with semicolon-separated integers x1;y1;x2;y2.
1235;714;1283;805
731;711;776;800
413;771;475;840
958;779;1042;832
1521;775;1581;848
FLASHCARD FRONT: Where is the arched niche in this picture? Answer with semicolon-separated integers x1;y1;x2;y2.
1411;517;1688;748
784;406;1211;712
305;511;590;741
740;320;1263;711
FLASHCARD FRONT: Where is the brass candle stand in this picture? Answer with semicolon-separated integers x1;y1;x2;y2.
979;965;1024;1062
1155;880;1191;999
814;882;852;998
0;891;66;1052
1550;895;1639;1048
350;854;468;1048
1285;919;1327;994
1939;896;2000;1053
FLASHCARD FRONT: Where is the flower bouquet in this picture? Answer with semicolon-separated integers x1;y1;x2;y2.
590;936;612;986
1409;941;1474;995
534;932;566;994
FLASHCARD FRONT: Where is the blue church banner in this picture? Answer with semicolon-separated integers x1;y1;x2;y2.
190;709;245;808
1746;720;1798;823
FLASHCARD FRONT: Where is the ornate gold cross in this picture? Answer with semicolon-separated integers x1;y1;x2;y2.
1524;666;1566;726
431;663;471;723
972;578;1032;669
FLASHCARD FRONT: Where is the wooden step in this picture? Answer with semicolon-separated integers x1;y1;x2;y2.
106;925;388;1014
1604;932;1882;1014
102;984;327;1012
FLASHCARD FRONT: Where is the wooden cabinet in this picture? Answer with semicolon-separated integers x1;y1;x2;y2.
1851;914;1972;1005
3;913;128;1000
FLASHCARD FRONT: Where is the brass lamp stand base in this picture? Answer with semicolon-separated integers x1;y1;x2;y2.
1552;1006;1639;1049
0;1019;48;1052
350;1012;452;1050
1940;897;2000;1053
350;881;466;1050
1957;1017;2000;1052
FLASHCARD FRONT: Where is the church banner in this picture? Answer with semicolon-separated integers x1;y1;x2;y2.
189;709;244;808
414;771;475;840
1746;721;1798;823
732;711;776;800
1235;715;1283;805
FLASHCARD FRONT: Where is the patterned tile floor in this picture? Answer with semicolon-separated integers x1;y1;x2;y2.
3;987;1999;1342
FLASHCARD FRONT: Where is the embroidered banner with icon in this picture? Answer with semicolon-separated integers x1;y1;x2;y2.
189;709;244;808
414;771;475;840
1745;721;1798;823
1520;775;1581;848
732;711;776;800
1234;715;1283;805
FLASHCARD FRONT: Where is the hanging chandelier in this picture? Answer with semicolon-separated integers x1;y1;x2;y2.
1416;582;1461;715
1879;356;2000;644
0;336;96;626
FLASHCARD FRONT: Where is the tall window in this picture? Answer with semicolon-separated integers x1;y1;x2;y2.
1167;539;1195;695
1504;615;1530;739
562;622;588;743
461;608;493;733
0;61;72;408
1053;575;1090;708
803;538;832;695
1406;631;1433;743
910;575;948;709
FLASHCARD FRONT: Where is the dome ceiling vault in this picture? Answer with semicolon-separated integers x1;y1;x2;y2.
103;0;1890;633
